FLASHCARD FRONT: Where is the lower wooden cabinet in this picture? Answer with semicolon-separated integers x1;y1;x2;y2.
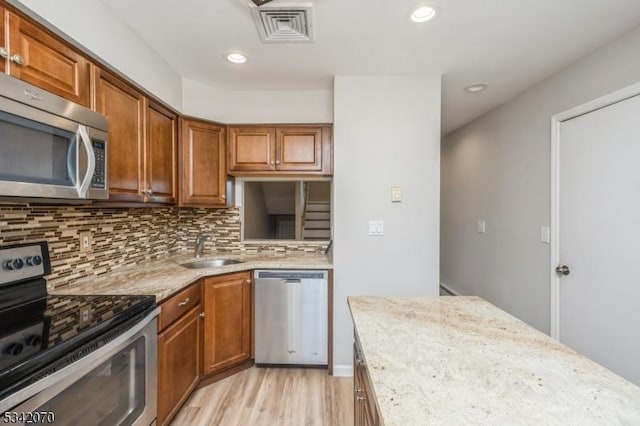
157;272;253;423
203;272;252;375
157;282;203;426
354;340;380;426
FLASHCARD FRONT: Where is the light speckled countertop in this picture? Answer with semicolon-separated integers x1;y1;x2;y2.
348;296;640;425
50;251;331;302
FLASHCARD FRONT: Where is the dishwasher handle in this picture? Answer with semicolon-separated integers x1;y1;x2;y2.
282;279;301;284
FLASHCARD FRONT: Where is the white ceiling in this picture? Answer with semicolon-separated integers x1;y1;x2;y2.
101;0;640;135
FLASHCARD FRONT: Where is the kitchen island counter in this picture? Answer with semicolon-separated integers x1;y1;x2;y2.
348;296;640;425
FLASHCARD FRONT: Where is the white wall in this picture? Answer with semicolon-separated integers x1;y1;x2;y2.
182;79;333;124
11;0;182;109
333;75;441;370
441;25;640;334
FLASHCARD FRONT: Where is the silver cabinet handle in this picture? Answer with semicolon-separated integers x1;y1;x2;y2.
178;297;190;307
556;265;570;276
11;54;25;65
275;160;281;165
221;195;226;199
142;189;154;196
356;395;366;402
270;160;275;165
0;47;8;59
199;312;205;318
246;279;252;284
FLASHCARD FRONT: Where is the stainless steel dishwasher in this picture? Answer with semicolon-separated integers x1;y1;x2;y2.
254;270;328;366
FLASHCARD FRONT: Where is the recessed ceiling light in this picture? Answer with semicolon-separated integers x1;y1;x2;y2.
464;83;489;93
410;4;439;23
227;53;247;64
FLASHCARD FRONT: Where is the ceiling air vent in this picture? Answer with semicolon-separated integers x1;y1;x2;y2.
250;2;314;43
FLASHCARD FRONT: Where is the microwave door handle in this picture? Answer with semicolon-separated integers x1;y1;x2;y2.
76;125;96;198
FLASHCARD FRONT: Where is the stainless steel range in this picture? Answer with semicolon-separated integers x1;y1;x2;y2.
0;242;159;425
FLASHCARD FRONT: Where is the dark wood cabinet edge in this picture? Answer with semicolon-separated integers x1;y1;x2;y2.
196;359;254;390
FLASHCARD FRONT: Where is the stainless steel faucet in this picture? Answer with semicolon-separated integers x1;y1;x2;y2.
194;233;211;258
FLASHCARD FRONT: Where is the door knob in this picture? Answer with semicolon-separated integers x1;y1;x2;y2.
0;47;8;59
556;265;570;276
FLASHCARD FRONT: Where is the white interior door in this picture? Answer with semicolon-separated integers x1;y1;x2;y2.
558;93;640;386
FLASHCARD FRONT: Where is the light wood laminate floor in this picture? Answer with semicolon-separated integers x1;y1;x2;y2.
172;367;353;426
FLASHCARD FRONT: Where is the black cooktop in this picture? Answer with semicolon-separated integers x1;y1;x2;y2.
0;241;156;401
0;289;155;399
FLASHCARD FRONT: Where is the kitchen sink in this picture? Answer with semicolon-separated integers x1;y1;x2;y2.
180;259;244;269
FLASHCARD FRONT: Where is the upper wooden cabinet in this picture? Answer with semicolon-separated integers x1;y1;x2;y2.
228;125;332;176
94;69;144;202
94;68;176;204
179;118;227;207
3;11;91;106
145;100;177;204
202;272;252;375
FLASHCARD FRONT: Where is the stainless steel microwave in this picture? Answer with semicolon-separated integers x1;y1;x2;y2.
0;73;108;200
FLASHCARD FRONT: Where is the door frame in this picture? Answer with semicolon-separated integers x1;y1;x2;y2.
550;82;640;340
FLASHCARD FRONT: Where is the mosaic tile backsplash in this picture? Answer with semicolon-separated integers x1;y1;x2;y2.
0;204;326;290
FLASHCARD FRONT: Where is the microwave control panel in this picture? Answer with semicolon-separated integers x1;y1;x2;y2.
91;140;106;189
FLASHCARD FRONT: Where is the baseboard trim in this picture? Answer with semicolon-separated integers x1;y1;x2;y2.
332;364;353;377
440;282;462;296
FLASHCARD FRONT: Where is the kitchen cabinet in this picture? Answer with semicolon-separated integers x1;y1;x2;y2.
354;339;380;426
157;283;203;426
179;119;227;206
145;100;177;204
202;272;252;375
228;125;332;175
94;68;176;204
2;10;91;106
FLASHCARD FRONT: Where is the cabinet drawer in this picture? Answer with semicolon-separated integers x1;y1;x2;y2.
159;283;201;332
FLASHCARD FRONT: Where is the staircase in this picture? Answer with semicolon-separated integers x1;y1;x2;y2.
302;201;331;240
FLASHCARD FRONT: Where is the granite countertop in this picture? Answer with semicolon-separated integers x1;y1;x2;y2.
50;251;331;302
348;296;640;425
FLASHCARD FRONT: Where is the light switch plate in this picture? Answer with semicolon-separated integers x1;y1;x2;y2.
541;226;550;244
368;220;384;236
391;186;402;202
477;221;486;234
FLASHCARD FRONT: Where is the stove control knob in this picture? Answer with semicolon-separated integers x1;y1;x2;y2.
26;255;43;266
3;258;24;270
5;343;24;356
25;335;42;347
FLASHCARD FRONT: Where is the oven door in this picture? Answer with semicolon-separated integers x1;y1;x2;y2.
0;99;98;200
5;310;158;426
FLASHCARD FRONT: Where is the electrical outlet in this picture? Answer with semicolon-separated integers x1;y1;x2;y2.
79;232;92;253
368;220;384;236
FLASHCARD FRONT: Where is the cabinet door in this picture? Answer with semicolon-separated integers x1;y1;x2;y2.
158;305;202;426
94;69;144;202
228;127;276;172
203;272;251;375
180;119;226;206
276;127;323;172
7;13;91;106
145;100;177;204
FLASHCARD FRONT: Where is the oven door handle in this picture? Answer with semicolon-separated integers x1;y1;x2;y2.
76;125;96;198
